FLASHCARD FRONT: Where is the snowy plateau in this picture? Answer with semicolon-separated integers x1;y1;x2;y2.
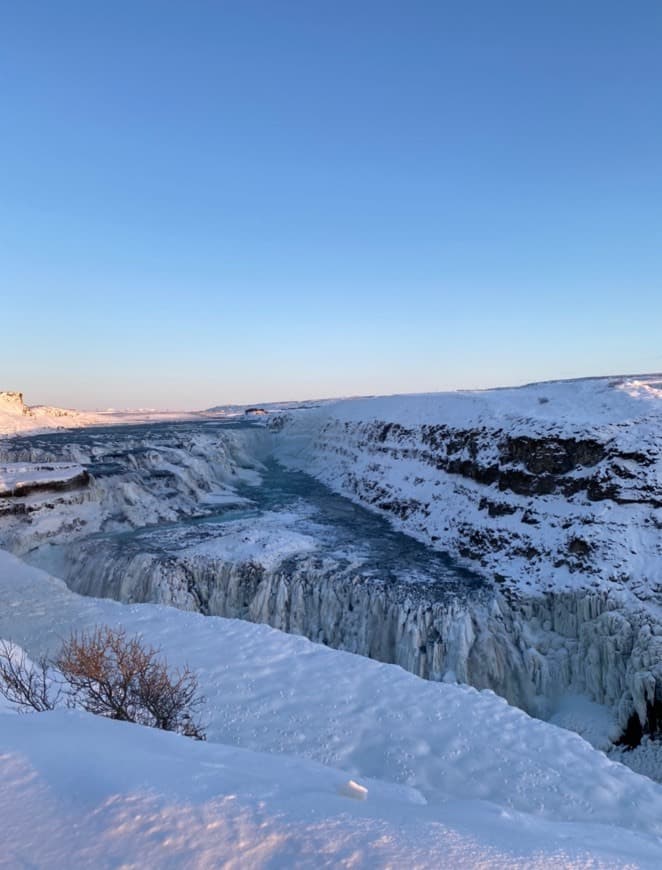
0;377;661;868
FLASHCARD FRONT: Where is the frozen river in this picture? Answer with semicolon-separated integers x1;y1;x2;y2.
20;421;488;605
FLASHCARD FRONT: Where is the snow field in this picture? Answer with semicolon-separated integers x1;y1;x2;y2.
2;549;662;867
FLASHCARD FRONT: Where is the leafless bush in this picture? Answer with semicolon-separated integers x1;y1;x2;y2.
0;641;62;712
0;627;206;740
57;626;206;739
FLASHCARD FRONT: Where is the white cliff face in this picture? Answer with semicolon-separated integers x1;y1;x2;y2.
0;391;28;414
53;533;662;745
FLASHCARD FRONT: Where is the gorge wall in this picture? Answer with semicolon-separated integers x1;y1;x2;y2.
272;378;662;739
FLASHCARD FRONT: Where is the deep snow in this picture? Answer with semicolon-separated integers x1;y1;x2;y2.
2;550;662;867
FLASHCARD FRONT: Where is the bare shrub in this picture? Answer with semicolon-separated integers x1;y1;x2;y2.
0;627;206;740
56;626;206;739
134;655;206;739
0;640;61;712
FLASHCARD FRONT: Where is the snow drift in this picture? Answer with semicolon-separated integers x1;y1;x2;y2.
2;550;662;867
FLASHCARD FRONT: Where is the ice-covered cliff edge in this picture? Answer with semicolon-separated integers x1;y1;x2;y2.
0;423;271;553
273;376;662;598
0;462;89;498
54;533;662;749
272;376;662;740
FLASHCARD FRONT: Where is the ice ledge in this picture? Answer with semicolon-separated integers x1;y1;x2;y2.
0;462;89;497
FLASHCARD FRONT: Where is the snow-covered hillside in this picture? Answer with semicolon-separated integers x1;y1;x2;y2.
0;376;660;833
0;390;222;437
0;390;103;436
274;375;662;598
2;550;662;868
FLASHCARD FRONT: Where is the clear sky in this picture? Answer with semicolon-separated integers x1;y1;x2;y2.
1;1;660;410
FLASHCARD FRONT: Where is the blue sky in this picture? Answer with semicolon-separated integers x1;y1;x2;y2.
1;1;660;409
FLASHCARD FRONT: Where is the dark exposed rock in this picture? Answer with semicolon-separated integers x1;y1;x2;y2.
0;501;28;517
377;498;420;520
618;711;645;748
479;497;518;517
567;537;592;557
586;477;621;502
617;699;662;748
356;418;659;507
501;436;606;475
520;510;540;525
0;470;90;498
498;469;556;496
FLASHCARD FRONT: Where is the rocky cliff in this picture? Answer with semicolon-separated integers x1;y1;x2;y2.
273;376;661;601
272;376;662;740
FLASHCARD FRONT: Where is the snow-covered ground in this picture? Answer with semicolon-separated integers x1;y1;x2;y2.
295;375;662;430
2;549;662;868
1;380;660;769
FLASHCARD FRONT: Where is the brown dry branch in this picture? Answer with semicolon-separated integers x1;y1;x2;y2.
0;640;62;712
56;626;206;739
0;627;206;740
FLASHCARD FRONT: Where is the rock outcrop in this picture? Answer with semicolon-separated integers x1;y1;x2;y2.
0;391;30;416
273;377;661;600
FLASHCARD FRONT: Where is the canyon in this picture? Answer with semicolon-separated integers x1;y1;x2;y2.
1;376;660;777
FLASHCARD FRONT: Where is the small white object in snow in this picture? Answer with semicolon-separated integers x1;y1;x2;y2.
339;779;368;800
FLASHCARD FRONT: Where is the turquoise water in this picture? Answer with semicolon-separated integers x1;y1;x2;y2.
17;421;487;600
